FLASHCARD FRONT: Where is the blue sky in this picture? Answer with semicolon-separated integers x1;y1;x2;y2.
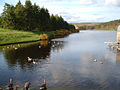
0;0;120;23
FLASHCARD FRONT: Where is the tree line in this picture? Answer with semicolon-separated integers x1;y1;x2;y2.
0;0;75;31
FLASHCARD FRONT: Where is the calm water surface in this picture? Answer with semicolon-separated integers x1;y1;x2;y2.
0;30;120;90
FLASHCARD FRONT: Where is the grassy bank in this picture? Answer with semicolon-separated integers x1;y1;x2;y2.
0;28;78;45
0;28;54;45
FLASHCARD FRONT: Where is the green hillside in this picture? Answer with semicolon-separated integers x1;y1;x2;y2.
78;19;120;30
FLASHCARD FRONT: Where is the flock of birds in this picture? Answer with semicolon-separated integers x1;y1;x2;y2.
2;44;21;51
27;57;41;64
93;59;103;64
51;41;63;48
105;42;119;50
0;79;47;90
92;41;120;64
2;41;63;51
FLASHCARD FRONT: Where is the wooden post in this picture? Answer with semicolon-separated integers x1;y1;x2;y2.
117;25;120;44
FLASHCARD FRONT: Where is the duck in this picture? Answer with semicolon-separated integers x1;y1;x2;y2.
40;80;47;90
2;48;5;50
8;78;13;90
13;85;19;90
39;46;41;48
33;60;40;64
94;59;97;62
20;88;24;90
52;45;55;48
100;61;103;64
24;82;30;90
33;60;37;64
18;44;20;47
27;57;33;63
15;48;18;50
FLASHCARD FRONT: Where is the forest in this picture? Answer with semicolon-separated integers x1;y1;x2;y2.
0;0;75;31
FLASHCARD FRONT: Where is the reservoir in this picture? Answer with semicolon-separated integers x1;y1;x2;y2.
0;30;120;90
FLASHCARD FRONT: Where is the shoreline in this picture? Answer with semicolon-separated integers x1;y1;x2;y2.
0;28;79;46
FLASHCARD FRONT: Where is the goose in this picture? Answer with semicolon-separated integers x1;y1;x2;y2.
94;59;97;62
24;82;30;90
100;61;103;64
27;57;33;62
8;78;13;90
40;80;47;90
13;85;19;90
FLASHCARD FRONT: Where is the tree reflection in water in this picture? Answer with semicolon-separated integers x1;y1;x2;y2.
3;40;51;69
2;40;65;69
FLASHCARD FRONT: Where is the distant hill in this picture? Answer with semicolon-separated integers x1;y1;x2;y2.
72;23;100;26
73;19;120;30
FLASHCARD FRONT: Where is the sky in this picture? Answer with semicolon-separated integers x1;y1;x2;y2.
0;0;120;23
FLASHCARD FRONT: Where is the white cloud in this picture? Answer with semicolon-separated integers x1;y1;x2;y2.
0;5;3;14
105;0;120;6
79;0;96;5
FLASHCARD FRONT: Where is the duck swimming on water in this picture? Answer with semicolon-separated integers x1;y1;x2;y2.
24;82;30;90
40;80;47;90
8;79;13;90
33;60;40;64
94;59;97;62
100;61;103;64
27;57;33;62
13;85;19;90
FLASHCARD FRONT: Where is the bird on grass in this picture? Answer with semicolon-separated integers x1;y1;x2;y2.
8;79;13;90
40;80;47;90
24;82;30;90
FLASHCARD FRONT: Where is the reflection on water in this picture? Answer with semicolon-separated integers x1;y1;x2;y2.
1;31;120;89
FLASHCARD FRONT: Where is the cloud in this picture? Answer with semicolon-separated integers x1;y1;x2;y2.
0;5;3;14
105;0;120;6
79;0;96;5
45;5;106;22
38;0;96;5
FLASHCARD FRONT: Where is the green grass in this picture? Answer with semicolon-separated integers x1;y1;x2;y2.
0;28;54;45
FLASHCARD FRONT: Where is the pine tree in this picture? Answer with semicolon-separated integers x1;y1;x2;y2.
2;3;16;29
14;0;25;30
24;0;34;30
